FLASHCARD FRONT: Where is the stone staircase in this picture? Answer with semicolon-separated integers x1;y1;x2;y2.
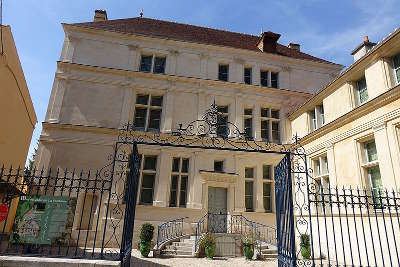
259;243;278;259
160;235;195;258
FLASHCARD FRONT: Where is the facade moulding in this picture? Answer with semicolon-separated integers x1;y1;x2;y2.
57;61;313;97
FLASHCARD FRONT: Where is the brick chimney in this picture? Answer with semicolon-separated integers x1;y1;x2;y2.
351;35;376;62
288;43;300;51
257;31;281;53
94;9;108;22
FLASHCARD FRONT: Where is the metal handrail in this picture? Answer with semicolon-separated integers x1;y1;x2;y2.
194;212;277;255
194;213;208;251
156;216;188;249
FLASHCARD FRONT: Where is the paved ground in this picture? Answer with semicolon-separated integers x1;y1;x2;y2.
130;250;278;267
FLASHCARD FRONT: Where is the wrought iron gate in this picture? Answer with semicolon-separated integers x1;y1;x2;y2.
275;153;296;266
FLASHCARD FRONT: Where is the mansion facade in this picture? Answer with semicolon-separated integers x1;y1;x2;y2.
35;10;343;241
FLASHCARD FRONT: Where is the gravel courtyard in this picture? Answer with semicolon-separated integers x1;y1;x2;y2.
130;250;278;267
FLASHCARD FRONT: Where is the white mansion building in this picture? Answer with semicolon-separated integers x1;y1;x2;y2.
35;10;342;242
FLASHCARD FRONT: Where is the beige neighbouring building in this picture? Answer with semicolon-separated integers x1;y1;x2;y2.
0;25;37;233
35;10;342;249
290;29;400;266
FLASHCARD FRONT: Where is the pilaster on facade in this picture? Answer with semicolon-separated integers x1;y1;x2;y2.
127;45;139;71
234;96;244;132
187;152;204;210
167;50;179;75
47;77;68;123
373;122;396;188
234;156;245;212
119;85;133;128
62;36;80;63
161;90;174;133
254;102;261;141
153;150;171;208
255;164;264;213
325;142;338;186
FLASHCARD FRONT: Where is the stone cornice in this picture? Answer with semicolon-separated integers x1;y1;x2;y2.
57;61;312;98
303;86;400;154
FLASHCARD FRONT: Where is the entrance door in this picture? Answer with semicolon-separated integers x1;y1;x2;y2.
208;187;227;233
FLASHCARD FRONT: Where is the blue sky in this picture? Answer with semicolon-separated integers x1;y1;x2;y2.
2;0;399;165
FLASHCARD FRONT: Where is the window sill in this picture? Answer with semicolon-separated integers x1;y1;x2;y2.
314;174;329;179
361;161;379;168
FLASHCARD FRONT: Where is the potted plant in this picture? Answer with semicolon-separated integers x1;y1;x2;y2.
242;233;255;260
201;232;216;259
300;234;311;259
139;223;154;257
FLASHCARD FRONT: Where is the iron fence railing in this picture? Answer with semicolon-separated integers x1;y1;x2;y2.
156;216;188;249
298;181;400;267
0;165;118;261
194;212;277;254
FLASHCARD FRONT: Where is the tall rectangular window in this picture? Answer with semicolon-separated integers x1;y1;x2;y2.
217;106;229;137
263;165;273;212
139;54;166;74
309;104;324;131
271;72;279;88
218;64;229;81
169;158;189;207
260;108;280;142
260;71;269;87
361;140;382;208
139;155;158;205
134;94;163;131
393;53;400;85
244;108;253;139
245;167;254;212
365;140;378;162
139;55;153;72
244;67;252;84
356;76;368;105
153;56;166;74
261;108;270;141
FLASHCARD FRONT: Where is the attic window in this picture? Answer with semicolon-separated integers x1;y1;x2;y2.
218;64;229;81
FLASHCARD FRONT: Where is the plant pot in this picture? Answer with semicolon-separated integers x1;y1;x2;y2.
205;244;216;259
243;244;254;260
139;240;151;257
300;245;311;259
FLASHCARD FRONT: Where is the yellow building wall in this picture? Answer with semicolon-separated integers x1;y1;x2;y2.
0;26;37;168
0;26;37;233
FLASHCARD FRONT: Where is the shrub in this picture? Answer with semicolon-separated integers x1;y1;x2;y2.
200;233;216;259
140;223;154;243
139;223;154;257
300;234;311;259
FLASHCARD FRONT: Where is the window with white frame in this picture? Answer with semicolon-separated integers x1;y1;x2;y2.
393;53;400;85
138;155;158;205
361;140;383;205
309;104;325;132
261;108;280;142
217;106;229;137
263;165;273;212
245;167;254;212
312;154;329;211
355;76;368;105
134;94;163;131
139;54;166;74
244;67;252;85
218;64;229;81
244;108;253;139
169;157;189;208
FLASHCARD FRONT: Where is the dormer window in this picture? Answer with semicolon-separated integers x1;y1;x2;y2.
355;76;368;105
218;64;229;81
